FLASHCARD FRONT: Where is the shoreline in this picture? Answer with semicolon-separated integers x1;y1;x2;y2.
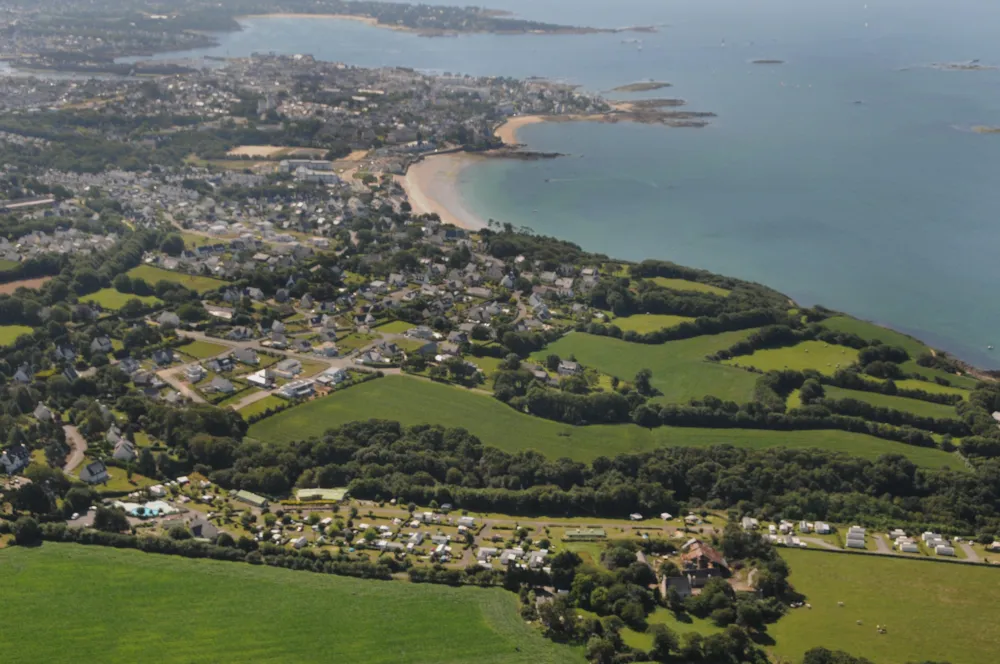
397;153;489;231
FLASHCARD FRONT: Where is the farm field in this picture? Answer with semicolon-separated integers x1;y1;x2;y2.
178;339;230;359
0;324;32;346
0;276;51;294
820;315;930;359
770;549;1000;664
823;386;959;419
893;379;970;399
648;277;730;296
900;360;979;390
620;609;722;651
127;265;227;294
724;341;859;376
533;331;759;404
83;288;162;310
248;375;959;468
608;314;695;334
0;544;581;664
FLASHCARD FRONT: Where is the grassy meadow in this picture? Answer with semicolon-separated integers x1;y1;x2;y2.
823;386;959;419
0;324;32;346
724;341;859;376
894;379;970;398
647;277;730;296
84;288;163;311
127;265;227;294
821;316;930;358
533;331;759;404
608;314;695;334
770;549;1000;664
0;544;581;664
248;375;959;468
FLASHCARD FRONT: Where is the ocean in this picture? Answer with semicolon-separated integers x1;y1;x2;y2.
126;0;1000;368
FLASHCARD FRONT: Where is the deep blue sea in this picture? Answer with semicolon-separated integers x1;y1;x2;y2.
128;0;1000;367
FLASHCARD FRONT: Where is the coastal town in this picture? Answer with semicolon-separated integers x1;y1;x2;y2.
1;4;1000;664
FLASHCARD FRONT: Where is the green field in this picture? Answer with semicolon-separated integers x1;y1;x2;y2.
248;375;958;468
824;386;959;419
178;339;230;359
770;549;1000;664
84;288;163;311
238;394;285;418
0;258;18;271
609;314;695;334
648;277;730;297
900;361;979;390
821;316;930;359
894;379;970;398
534;331;759;404
0;544;580;664
374;320;416;334
127;265;227;294
0;324;32;346
724;341;859;376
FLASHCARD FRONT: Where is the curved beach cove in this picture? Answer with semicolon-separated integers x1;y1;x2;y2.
133;0;1000;368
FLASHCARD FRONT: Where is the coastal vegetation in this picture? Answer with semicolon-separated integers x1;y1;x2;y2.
611;81;672;93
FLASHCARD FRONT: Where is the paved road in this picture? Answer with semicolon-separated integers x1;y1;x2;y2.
801;536;842;551
62;425;87;473
958;541;981;563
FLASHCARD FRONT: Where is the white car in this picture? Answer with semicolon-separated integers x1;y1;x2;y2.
71;512;79;520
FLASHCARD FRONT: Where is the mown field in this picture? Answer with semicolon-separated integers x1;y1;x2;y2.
0;324;32;346
770;549;1000;664
0;544;581;664
608;314;695;334
533;331;759;404
178;339;230;359
84;288;162;311
248;375;959;468
647;277;730;296
724;341;859;376
127;265;227;294
823;386;959;419
238;394;285;418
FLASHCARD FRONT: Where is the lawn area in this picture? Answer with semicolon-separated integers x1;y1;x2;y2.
534;331;759;404
248;375;959;469
127;265;227;294
620;610;722;651
181;232;221;248
470;355;504;380
770;548;1000;664
81;465;156;494
84;288;163;311
724;341;859;376
824;386;959;419
0;258;18;271
0;324;32;346
821;315;930;358
238;394;285;419
648;277;730;297
375;320;416;334
0;544;582;664
216;387;261;408
609;314;695;334
337;332;378;352
178;339;230;359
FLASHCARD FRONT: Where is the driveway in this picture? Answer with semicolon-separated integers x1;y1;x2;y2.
62;425;88;473
873;533;892;554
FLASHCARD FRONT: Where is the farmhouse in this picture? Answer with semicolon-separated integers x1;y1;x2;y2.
680;540;728;588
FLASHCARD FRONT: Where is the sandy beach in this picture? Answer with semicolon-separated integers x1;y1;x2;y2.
397;154;488;230
238;14;380;26
494;115;546;144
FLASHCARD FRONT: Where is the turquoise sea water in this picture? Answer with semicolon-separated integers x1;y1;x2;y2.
131;0;1000;367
